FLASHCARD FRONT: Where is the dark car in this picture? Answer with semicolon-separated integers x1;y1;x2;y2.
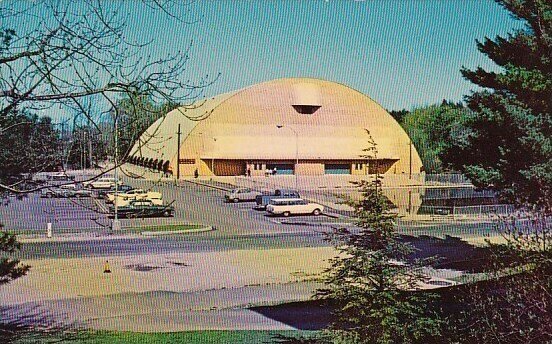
110;200;174;218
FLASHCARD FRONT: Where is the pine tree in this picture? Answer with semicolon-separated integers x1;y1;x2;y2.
442;0;552;210
0;228;29;285
316;131;442;344
441;2;552;341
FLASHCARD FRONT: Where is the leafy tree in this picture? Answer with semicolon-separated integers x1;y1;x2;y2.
65;124;109;169
0;0;215;193
400;102;469;173
113;94;179;159
389;109;409;123
315;132;443;344
0;109;61;187
442;0;552;209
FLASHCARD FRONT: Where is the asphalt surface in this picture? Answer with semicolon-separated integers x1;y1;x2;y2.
1;178;340;232
1;175;507;332
1;177;502;260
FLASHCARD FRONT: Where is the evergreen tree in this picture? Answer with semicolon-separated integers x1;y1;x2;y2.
316;131;443;344
0;228;29;285
441;2;552;342
442;0;552;209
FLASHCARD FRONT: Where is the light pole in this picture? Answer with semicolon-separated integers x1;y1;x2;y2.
112;114;120;232
276;125;298;190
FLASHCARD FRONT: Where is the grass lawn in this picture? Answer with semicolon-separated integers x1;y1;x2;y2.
131;223;206;233
10;330;318;344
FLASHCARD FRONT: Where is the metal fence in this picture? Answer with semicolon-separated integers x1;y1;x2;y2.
424;173;472;185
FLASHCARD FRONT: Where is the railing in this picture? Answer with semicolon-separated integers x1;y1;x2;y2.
424;173;471;185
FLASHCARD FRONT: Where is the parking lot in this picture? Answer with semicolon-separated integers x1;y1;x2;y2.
0;177;340;236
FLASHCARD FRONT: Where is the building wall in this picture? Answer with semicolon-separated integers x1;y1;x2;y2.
296;162;324;175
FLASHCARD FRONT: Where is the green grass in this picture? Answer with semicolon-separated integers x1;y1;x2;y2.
10;330;318;344
9;224;206;236
132;223;206;233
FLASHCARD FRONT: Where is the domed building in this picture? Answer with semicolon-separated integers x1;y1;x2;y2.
128;78;423;179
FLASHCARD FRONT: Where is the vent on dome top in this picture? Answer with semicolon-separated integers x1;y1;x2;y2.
292;83;322;115
292;105;321;114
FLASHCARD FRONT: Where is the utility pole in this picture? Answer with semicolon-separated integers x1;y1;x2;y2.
177;124;181;180
88;119;93;169
409;140;412;180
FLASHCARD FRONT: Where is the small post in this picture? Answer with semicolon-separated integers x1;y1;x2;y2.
46;223;52;238
103;260;111;274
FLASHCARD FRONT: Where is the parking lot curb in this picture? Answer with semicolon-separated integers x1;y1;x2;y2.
17;225;215;242
140;225;214;236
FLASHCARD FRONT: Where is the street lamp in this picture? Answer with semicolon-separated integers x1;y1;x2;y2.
112;114;120;232
276;125;298;190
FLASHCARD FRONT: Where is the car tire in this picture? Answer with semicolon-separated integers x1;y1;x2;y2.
46;192;53;198
312;209;321;216
233;198;239;203
163;210;171;217
283;211;290;217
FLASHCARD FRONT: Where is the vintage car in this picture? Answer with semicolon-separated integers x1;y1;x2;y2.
224;188;263;203
110;200;174;218
101;185;134;202
255;189;300;209
111;189;163;206
83;177;120;190
40;187;92;198
266;198;324;217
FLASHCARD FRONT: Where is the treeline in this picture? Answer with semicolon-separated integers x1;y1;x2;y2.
390;100;469;174
0;94;177;181
0;109;61;185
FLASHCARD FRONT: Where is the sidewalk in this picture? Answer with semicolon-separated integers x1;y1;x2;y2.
2;283;322;331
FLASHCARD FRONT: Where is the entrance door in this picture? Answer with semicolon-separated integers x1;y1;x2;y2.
213;160;246;176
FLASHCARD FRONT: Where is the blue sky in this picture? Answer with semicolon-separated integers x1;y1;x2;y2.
10;0;524;114
133;0;522;111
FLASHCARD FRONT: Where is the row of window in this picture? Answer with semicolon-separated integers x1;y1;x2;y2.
250;163;365;170
270;199;309;206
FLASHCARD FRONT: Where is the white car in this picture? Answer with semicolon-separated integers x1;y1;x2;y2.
266;198;324;217
83;177;119;189
224;188;262;203
112;189;163;206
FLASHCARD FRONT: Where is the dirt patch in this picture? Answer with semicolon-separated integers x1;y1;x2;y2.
124;264;164;272
169;261;190;267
